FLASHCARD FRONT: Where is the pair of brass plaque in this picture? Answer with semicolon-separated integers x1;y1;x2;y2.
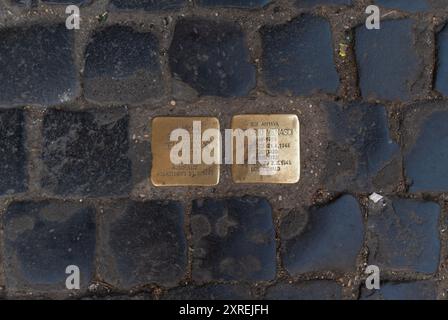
151;115;300;186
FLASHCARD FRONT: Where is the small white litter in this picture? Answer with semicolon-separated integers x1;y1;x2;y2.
369;193;383;204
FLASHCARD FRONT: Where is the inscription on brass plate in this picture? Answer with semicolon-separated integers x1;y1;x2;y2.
231;114;300;184
151;117;220;186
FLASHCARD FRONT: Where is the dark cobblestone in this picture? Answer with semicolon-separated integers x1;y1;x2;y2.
374;0;447;12
84;25;163;105
282;195;364;275
163;284;252;300
109;0;186;11
355;19;423;101
295;0;352;7
169;19;255;97
367;198;440;274
324;102;400;193
83;293;152;300
361;281;437;300
191;197;276;282
98;201;186;288
265;281;343;300
41;108;132;197
41;0;90;4
0;109;26;195
436;24;448;96
374;0;430;12
0;24;78;107
3;201;96;293
403;102;448;192
9;0;37;7
261;15;339;96
198;0;270;8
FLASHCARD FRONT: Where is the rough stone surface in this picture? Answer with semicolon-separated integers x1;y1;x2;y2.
41;0;90;4
0;109;27;195
191;197;276;282
261;15;339;96
403;102;448;192
84;25;164;105
366;198;440;273
0;24;78;107
282;195;364;274
198;0;270;7
374;0;448;12
436;24;448;96
163;284;252;300
41;108;132;196
361;281;437;300
9;0;38;7
98;201;187;288
375;0;430;12
265;281;343;300
169;19;255;97
295;0;352;7
324;102;401;193
355;19;423;101
3;201;96;293
109;0;186;10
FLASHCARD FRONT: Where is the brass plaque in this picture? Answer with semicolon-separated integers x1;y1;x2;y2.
151;117;220;186
231;114;300;184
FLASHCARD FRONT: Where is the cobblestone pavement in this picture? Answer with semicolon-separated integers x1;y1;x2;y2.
0;0;448;300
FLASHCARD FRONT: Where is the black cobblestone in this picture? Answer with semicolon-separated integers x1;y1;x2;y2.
295;0;352;7
163;284;252;300
0;109;26;195
403;102;448;192
198;0;270;8
355;19;423;101
41;108;132;196
109;0;186;11
191;197;276;282
0;24;78;107
3;201;96;293
374;0;430;12
366;198;440;274
84;25;163;105
98;201;186;288
361;281;437;300
265;281;343;300
324;102;400;193
282;195;364;275
261;14;339;96
169;19;256;97
41;0;90;4
374;0;447;12
436;24;448;96
9;0;37;7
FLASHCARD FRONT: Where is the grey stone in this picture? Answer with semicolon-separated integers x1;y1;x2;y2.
355;19;422;101
282;195;364;274
169;19;256;97
261;14;339;96
98;201;187;288
0;24;78;107
3;201;96;292
191;197;276;282
41;108;132;196
367;198;440;273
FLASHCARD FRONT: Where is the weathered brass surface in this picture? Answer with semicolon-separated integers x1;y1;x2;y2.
231;114;300;184
151;117;220;186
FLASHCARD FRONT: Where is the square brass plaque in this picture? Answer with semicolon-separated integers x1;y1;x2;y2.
151;117;220;186
231;114;300;184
